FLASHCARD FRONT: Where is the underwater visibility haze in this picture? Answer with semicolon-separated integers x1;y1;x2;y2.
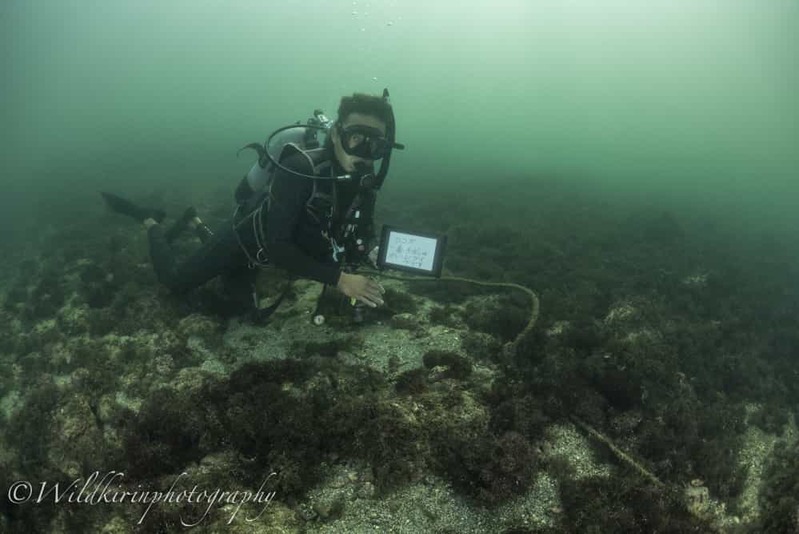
1;0;799;532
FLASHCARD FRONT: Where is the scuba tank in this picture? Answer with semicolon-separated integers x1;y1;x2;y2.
241;110;334;198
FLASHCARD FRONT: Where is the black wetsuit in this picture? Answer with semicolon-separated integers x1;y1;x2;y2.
147;146;376;297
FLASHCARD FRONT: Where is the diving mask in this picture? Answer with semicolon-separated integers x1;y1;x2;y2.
338;124;390;160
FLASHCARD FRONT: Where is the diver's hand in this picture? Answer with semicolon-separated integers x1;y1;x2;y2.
337;272;385;307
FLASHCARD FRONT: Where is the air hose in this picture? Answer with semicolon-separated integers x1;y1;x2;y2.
359;269;540;355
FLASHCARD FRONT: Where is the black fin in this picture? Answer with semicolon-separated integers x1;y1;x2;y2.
100;192;166;223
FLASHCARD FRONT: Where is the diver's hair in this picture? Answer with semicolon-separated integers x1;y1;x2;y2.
337;93;392;126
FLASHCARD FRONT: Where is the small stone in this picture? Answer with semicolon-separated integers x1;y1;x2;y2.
357;481;375;499
297;504;317;521
390;313;419;330
313;502;332;520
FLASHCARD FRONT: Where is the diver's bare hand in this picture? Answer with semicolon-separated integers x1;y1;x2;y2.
337;272;385;307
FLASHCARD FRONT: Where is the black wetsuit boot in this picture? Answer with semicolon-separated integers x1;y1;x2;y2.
165;207;215;244
195;221;214;243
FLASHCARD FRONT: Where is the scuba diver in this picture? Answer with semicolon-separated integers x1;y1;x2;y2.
101;91;404;318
